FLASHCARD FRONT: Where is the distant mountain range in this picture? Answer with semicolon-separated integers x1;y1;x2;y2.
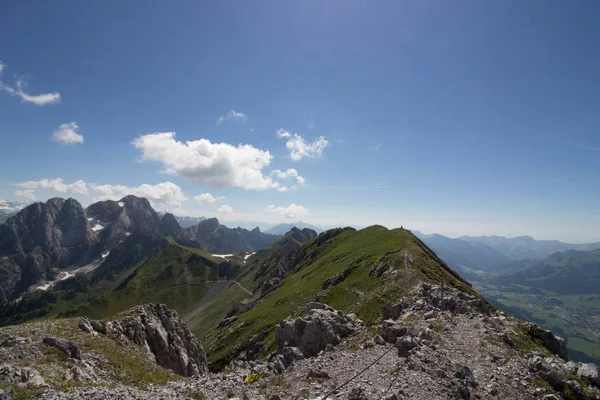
413;231;510;272
0;196;281;304
486;248;600;294
459;235;600;261
178;218;280;254
265;221;324;235
414;231;600;272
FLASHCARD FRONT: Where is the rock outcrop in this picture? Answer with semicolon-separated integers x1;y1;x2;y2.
43;336;82;360
275;302;361;358
0;364;46;388
526;323;569;360
85;304;207;377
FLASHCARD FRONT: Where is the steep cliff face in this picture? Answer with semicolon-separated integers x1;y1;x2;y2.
0;198;98;301
86;196;167;250
0;196;185;303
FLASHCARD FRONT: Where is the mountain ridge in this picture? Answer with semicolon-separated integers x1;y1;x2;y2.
0;196;281;304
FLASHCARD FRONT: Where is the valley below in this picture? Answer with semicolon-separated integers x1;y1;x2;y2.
474;282;600;364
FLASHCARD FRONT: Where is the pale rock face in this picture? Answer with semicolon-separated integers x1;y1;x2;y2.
578;362;600;387
0;364;46;388
86;304;207;377
0;198;96;301
275;302;361;358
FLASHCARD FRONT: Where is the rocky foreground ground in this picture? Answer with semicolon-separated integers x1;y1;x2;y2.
1;284;599;400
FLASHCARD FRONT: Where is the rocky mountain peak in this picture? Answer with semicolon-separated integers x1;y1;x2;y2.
286;227;318;243
46;197;66;209
119;195;153;210
159;213;181;237
198;217;220;231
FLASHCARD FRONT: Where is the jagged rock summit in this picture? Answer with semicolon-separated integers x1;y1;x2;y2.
178;217;281;254
84;303;207;377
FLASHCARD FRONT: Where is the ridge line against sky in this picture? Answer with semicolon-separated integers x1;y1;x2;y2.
0;1;599;242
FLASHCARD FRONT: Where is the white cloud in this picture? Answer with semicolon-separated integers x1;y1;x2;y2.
15;178;89;195
89;182;187;210
265;203;309;219
13;178;187;211
51;122;84;144
132;132;283;190
271;168;306;185
194;193;225;204
217;204;234;214
216;109;247;125
276;129;329;161
271;168;298;179
0;76;61;106
15;190;36;201
277;186;289;192
276;128;291;139
0;62;4;75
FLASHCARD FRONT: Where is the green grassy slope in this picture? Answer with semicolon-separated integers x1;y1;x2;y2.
65;243;232;320
0;240;237;325
203;226;480;370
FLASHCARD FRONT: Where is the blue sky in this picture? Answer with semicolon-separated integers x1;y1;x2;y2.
1;1;599;242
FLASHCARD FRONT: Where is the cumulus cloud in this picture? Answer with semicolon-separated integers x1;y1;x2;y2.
89;182;187;210
265;203;309;219
194;193;225;204
15;178;89;195
217;109;247;125
51;122;84;144
0;68;61;106
15;190;36;201
217;204;234;214
13;178;188;210
271;168;306;185
276;129;329;161
132;132;283;190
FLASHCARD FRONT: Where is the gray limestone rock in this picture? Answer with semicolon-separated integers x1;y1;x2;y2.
275;302;361;358
89;303;207;377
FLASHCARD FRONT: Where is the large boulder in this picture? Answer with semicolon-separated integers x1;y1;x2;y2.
42;336;82;360
275;302;361;358
577;363;600;388
377;320;408;343
526;324;568;360
89;304;207;377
